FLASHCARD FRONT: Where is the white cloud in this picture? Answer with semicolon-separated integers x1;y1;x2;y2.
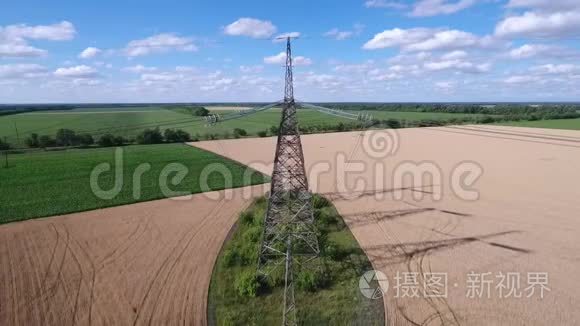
495;11;580;38
123;65;158;73
223;18;277;39
410;0;477;17
325;24;365;40
240;65;264;73
508;44;549;58
435;81;457;93
530;63;580;74
201;78;234;91
54;65;98;78
504;75;540;84
264;52;312;66
333;62;375;74
1;21;75;41
175;66;198;73
73;79;102;86
0;21;75;58
78;47;101;59
441;50;468;60
273;32;300;42
507;43;580;59
364;0;407;9
371;72;402;81
496;1;580;38
325;28;354;40
424;59;490;73
324;28;354;41
0;64;47;79
363;28;497;52
141;73;181;82
0;43;46;57
124;33;197;57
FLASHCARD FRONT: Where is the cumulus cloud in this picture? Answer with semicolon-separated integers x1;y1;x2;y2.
495;11;580;38
54;65;98;78
504;75;540;84
0;43;46;57
141;73;181;82
124;33;197;57
530;63;580;74
441;50;468;60
434;81;457;93
0;64;48;79
239;65;264;73
324;24;364;40
78;47;101;59
424;59;490;73
325;29;354;40
0;21;75;58
1;21;75;41
496;0;580;38
507;43;580;59
223;18;277;39
333;62;376;74
363;28;497;52
508;44;550;58
264;52;312;66
410;0;477;17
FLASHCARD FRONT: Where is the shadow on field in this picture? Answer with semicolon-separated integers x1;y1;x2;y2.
322;185;438;202
362;230;532;268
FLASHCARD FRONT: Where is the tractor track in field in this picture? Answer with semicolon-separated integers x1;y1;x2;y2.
0;186;262;326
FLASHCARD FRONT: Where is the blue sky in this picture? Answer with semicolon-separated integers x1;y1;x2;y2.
1;0;579;103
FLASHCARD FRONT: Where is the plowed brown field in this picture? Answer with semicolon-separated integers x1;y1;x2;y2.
193;125;580;325
0;186;265;325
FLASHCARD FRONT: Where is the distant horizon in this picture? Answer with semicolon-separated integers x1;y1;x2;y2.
2;101;580;107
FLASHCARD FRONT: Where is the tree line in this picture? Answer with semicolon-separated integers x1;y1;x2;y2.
20;127;195;149
322;103;580;117
0;105;75;117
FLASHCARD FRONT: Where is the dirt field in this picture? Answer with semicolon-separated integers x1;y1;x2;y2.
193;125;580;325
0;186;265;326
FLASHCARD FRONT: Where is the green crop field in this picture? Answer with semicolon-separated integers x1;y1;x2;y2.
0;144;268;224
355;110;490;121
498;118;580;130
0;108;349;146
0;106;492;147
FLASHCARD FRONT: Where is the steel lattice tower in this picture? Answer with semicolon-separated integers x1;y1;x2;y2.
257;37;320;326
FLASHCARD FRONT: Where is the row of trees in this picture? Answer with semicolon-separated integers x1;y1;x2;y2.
0;105;75;117
323;103;580;117
22;127;197;149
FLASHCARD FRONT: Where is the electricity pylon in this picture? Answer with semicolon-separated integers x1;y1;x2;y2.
257;37;320;326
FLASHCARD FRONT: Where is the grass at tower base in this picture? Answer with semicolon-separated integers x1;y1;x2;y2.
207;194;385;325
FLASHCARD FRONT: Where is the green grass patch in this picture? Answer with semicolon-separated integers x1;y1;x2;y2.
497;118;580;130
0;143;268;224
208;195;384;325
